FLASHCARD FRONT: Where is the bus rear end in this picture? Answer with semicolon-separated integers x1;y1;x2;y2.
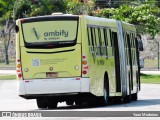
16;15;90;108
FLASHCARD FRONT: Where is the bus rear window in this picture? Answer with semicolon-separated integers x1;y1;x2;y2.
21;16;79;48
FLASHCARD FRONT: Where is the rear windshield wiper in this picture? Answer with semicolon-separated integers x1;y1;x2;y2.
32;28;39;40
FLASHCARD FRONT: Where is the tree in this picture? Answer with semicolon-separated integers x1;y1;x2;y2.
1;23;15;64
0;0;15;64
92;4;160;38
0;0;5;17
13;0;31;19
66;0;94;15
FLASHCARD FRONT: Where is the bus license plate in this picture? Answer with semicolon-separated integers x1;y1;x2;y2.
46;72;58;77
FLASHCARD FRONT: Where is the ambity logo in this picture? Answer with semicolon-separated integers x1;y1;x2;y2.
44;30;68;38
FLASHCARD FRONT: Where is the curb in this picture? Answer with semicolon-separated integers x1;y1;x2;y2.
141;71;160;75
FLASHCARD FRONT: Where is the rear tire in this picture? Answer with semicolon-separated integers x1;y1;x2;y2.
123;72;131;103
112;97;122;104
75;99;83;106
48;99;58;109
87;96;98;107
36;98;48;109
123;95;131;103
66;100;74;105
99;74;109;106
131;93;138;101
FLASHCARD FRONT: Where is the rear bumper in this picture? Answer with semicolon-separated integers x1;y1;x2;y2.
18;77;90;97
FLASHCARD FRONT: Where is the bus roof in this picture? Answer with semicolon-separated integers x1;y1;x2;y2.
17;14;79;23
17;14;136;32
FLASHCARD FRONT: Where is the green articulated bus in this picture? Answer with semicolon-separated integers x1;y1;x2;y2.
15;14;143;109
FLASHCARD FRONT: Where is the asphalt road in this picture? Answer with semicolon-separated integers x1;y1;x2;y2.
1;80;160;120
0;80;160;112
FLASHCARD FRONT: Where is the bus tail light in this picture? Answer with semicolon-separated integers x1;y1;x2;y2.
16;58;22;79
82;70;87;75
82;54;88;76
18;74;22;78
17;64;21;68
20;19;25;23
82;60;87;65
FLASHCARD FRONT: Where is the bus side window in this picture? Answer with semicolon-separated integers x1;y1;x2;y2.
87;26;93;53
103;28;108;58
130;34;133;66
123;32;127;48
93;27;97;55
133;33;137;65
123;32;128;65
130;33;133;48
98;28;103;56
132;33;135;48
94;28;99;56
112;31;121;92
108;29;112;47
131;33;135;65
106;29;113;57
90;27;95;53
127;33;132;66
104;29;108;46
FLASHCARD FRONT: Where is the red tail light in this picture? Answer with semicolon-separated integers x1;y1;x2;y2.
82;53;88;76
16;57;22;79
20;19;25;23
82;56;86;59
18;74;22;78
82;70;87;75
83;66;88;69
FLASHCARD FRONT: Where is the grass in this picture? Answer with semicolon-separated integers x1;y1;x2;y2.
143;59;160;69
0;75;16;80
0;61;15;68
140;73;160;84
144;59;157;66
0;71;159;83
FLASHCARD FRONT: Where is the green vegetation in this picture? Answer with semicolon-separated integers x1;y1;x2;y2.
0;0;160;65
144;59;158;69
13;0;94;19
0;63;15;68
141;73;160;84
93;4;160;38
0;75;16;80
0;60;15;68
0;73;159;82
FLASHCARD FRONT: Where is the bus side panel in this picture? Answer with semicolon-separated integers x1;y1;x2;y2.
81;16;99;96
82;16;117;97
122;23;139;95
16;20;26;95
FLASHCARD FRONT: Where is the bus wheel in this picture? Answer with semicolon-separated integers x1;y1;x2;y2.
123;95;131;103
99;75;109;106
66;100;74;105
48;99;58;109
123;72;131;103
75;99;83;106
36;98;48;109
131;93;138;101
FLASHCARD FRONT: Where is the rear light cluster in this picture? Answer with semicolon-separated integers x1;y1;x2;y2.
82;54;88;76
20;19;25;23
16;58;22;79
